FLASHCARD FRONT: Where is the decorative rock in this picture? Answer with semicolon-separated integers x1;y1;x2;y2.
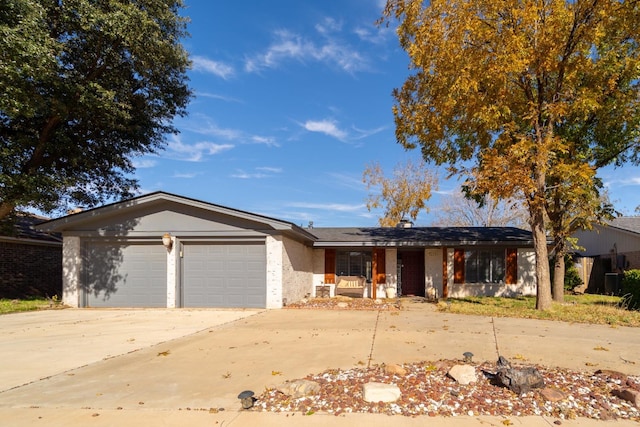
540;387;568;402
613;388;640;409
362;382;401;403
337;302;349;308
384;363;408;377
494;356;545;394
276;380;321;398
448;364;477;385
595;369;627;382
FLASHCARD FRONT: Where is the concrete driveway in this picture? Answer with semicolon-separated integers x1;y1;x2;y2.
0;308;260;391
0;303;638;426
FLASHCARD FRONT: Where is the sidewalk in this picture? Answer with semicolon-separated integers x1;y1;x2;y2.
0;301;638;426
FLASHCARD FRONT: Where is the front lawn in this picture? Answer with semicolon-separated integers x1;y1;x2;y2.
0;298;62;315
436;294;640;327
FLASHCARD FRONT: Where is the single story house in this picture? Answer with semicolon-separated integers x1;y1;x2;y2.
571;217;640;293
36;192;537;308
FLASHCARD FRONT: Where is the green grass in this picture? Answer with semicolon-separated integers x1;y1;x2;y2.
436;294;640;327
0;298;62;315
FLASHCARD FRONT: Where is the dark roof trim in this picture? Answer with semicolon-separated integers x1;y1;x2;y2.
310;227;535;247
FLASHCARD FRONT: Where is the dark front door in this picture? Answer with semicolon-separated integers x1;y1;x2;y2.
399;251;425;296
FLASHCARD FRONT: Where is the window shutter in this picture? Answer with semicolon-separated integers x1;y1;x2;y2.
506;248;517;285
375;249;386;284
324;249;336;284
454;249;465;284
442;248;448;298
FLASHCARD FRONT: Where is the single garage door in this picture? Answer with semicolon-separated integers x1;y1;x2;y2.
182;242;266;308
83;242;167;307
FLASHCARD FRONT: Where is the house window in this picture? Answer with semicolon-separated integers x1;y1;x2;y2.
336;250;371;280
464;249;506;283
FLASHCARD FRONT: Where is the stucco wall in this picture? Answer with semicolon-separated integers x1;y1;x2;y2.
281;236;314;305
424;249;442;298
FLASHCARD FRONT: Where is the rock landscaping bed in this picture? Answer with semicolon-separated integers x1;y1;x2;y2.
257;359;640;420
285;296;401;311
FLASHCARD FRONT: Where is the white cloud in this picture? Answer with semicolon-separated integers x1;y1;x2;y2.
231;167;281;179
303;119;348;141
172;172;199;179
287;201;366;212
196;92;242;103
230;169;268;179
315;17;342;34
251;135;280;147
166;136;234;162
191;55;234;79
256;166;283;173
244;28;368;74
185;117;243;140
353;25;394;45
131;159;157;168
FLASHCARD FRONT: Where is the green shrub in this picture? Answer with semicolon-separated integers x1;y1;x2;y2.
621;270;640;310
564;256;583;291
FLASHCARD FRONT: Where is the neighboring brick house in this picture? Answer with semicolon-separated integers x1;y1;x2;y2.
0;214;62;299
572;217;640;294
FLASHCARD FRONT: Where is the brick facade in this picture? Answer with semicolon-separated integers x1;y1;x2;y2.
0;241;62;299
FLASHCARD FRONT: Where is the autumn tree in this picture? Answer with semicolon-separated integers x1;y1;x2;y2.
0;0;191;220
433;190;529;228
363;159;437;227
382;0;640;310
547;173;615;301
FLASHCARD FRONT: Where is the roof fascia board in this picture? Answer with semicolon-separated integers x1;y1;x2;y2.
313;240;535;248
36;191;316;242
0;236;62;247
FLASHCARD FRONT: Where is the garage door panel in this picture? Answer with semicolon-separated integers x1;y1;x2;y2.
182;242;266;308
83;243;167;308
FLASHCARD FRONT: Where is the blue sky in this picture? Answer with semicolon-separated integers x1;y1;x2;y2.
131;0;640;227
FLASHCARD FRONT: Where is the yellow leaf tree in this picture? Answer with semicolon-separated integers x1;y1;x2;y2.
363;159;437;227
382;0;640;310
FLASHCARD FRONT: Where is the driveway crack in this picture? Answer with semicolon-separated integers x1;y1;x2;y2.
367;310;382;369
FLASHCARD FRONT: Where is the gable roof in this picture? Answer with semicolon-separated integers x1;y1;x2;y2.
35;191;317;241
606;217;640;234
311;227;534;247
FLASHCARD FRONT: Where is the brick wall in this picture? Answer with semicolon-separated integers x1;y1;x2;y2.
0;241;62;299
624;250;640;270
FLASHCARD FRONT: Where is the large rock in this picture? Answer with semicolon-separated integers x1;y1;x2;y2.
448;364;477;385
385;363;408;377
494;356;545;394
613;388;640;409
540;387;567;402
362;382;401;403
276;379;321;398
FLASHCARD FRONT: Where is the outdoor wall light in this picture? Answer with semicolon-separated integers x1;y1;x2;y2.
162;232;173;250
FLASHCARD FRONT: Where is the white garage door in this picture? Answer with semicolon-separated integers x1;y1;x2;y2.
83;242;167;307
182;242;266;308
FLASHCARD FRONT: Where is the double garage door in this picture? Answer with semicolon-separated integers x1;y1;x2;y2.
82;241;266;308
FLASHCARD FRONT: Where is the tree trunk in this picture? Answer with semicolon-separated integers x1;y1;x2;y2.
552;248;565;303
529;203;552;310
0;202;15;222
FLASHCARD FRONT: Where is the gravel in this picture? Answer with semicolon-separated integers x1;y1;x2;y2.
269;297;640;420
256;360;640;420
